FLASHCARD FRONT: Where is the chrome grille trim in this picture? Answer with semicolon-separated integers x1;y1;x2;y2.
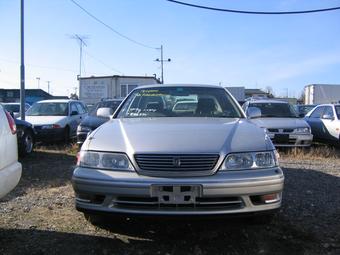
134;154;220;173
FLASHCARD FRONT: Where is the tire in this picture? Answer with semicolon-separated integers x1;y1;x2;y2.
19;129;34;156
63;126;70;144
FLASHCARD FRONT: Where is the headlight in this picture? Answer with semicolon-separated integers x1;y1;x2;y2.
77;151;134;171
41;124;61;129
77;125;92;132
295;127;310;133
220;151;278;171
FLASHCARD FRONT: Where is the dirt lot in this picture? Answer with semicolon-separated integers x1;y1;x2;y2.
0;145;339;255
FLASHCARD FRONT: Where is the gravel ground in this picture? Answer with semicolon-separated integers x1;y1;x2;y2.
0;146;339;255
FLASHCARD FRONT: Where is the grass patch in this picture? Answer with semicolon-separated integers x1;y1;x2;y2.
278;145;339;160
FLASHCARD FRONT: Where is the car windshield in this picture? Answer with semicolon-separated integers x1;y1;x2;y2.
117;86;243;118
250;102;298;118
298;105;316;115
335;105;340;119
90;100;122;116
3;104;20;113
26;102;69;116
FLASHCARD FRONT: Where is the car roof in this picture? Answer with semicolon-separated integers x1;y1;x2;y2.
36;99;79;103
136;84;224;89
248;99;289;104
315;104;340;107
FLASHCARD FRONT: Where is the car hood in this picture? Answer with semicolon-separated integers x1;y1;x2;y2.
250;118;309;129
80;115;108;130
84;117;273;154
23;116;67;126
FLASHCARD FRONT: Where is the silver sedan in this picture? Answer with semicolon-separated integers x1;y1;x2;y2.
73;84;284;219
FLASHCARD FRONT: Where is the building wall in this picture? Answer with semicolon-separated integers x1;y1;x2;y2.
79;76;160;105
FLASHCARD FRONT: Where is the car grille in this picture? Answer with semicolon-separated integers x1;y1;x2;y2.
134;154;220;173
268;128;294;133
111;196;244;211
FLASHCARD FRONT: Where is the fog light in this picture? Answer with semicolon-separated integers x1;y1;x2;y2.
260;193;280;204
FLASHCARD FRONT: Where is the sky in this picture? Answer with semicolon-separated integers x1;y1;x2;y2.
0;0;340;97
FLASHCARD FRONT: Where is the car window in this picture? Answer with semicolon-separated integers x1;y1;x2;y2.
248;102;297;118
71;103;78;114
3;104;20;113
117;87;243;118
322;106;334;118
76;103;85;114
26;102;69;116
89;100;122;116
335;106;340;119
310;106;325;119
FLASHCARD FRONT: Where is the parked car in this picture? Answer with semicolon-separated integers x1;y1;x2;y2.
15;118;36;156
0;105;22;198
304;104;340;145
24;99;88;143
294;104;317;117
77;99;123;146
242;100;313;147
73;84;284;220
1;102;31;118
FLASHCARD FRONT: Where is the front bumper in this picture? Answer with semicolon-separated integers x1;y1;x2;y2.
72;167;284;216
34;127;65;142
268;133;313;147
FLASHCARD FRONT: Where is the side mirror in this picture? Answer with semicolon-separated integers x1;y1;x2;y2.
322;114;334;120
71;110;79;116
97;107;113;118
247;107;261;119
299;113;305;118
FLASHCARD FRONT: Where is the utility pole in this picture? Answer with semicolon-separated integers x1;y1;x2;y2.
36;77;40;89
46;81;51;94
155;45;171;84
70;34;88;78
20;0;26;120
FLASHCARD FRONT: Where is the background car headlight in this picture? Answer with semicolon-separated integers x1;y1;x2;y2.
295;127;310;133
220;151;278;171
77;125;92;132
77;151;134;171
41;124;61;129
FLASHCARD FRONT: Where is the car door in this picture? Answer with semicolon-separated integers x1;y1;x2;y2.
320;106;338;141
76;102;88;121
69;102;81;136
305;106;326;140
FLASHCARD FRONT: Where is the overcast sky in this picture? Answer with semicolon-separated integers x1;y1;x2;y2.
1;0;340;97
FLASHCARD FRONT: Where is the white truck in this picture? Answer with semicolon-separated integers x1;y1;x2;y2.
305;84;340;105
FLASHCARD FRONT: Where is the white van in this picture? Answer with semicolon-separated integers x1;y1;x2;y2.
0;105;22;198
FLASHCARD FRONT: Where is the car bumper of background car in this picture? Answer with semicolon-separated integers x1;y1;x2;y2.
77;131;90;145
72;167;284;216
268;133;313;147
34;127;65;142
0;162;22;198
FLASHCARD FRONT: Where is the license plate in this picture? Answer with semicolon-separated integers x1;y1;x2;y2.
150;185;202;204
274;134;289;143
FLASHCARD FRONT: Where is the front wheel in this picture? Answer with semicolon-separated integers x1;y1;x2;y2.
63;126;70;143
19;130;34;156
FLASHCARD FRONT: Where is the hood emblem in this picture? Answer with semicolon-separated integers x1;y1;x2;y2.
173;157;181;167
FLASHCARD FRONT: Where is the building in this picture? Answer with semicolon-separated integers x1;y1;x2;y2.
79;75;161;105
304;84;340;104
0;89;68;105
245;88;272;99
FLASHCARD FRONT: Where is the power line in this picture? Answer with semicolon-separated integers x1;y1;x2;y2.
69;0;158;49
167;0;340;15
83;49;124;75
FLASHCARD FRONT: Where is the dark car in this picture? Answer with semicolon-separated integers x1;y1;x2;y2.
15;118;36;156
294;104;317;117
77;99;123;146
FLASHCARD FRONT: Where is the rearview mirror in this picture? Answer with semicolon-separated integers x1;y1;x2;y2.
247;107;261;119
97;107;113;118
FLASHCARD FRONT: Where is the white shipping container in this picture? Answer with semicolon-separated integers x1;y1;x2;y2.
304;84;340;104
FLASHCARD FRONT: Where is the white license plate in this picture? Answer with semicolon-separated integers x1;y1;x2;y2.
150;185;202;204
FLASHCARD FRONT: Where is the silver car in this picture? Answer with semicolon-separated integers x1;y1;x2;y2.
243;100;313;147
73;84;284;219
